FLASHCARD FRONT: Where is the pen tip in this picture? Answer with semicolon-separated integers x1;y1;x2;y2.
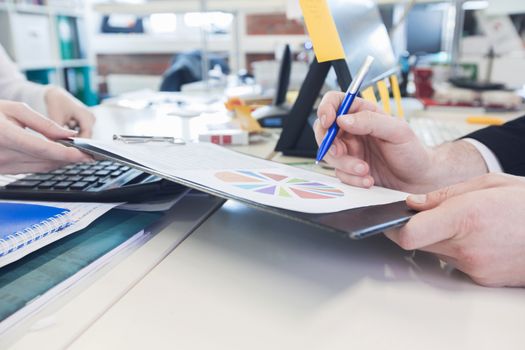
315;161;319;165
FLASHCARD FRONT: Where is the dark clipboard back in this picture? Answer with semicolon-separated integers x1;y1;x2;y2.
62;140;415;239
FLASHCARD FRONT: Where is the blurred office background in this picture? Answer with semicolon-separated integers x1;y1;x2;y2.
0;0;524;105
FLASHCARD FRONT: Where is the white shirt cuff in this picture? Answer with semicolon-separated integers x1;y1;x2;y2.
463;138;503;173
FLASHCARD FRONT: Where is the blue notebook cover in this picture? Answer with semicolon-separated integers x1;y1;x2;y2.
0;203;70;256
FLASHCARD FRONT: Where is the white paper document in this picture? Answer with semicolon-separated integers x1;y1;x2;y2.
74;138;409;214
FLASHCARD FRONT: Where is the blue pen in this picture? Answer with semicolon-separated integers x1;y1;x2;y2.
316;55;375;164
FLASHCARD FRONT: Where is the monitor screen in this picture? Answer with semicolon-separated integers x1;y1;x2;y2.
406;4;445;55
328;0;397;87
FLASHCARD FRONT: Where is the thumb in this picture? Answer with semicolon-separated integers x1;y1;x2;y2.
406;173;511;211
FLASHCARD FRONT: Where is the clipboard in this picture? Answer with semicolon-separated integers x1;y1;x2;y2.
60;139;415;239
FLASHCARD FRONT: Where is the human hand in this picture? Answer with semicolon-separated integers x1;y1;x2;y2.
385;173;525;287
45;86;95;138
314;91;488;193
0;100;93;174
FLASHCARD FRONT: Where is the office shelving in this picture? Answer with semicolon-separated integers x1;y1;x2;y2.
0;0;97;105
91;1;309;75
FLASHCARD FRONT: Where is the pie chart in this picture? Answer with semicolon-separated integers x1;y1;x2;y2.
215;170;344;200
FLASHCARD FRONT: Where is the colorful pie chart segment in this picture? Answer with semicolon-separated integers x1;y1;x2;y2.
215;170;344;200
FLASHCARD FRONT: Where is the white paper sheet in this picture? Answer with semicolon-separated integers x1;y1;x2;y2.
75;138;409;214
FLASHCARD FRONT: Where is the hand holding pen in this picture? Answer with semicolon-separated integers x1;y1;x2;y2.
316;55;375;163
313;81;470;193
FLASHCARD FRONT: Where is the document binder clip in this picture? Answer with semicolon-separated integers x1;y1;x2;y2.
113;135;186;145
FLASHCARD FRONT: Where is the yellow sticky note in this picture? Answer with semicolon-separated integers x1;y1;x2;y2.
299;0;345;62
390;75;404;119
233;106;262;133
377;80;392;115
361;86;378;104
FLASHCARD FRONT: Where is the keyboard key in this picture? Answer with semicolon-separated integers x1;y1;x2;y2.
6;180;40;189
70;181;89;190
95;170;110;176
53;175;67;181
120;166;130;171
105;165;119;171
80;170;96;176
97;178;112;186
92;165;104;170
51;169;66;175
100;161;113;165
110;171;122;177
24;174;54;181
54;181;73;189
38;181;57;189
67;176;83;182
65;170;81;175
82;176;98;183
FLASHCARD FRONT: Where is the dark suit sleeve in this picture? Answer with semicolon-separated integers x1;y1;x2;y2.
464;115;525;176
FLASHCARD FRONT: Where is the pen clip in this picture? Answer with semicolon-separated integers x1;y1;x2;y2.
113;134;186;145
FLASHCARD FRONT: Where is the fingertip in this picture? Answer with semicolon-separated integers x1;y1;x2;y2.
406;194;429;210
407;194;427;204
66;128;79;136
63;147;90;163
383;228;399;241
329;144;337;157
78;130;92;138
337;115;354;130
78;151;95;163
319;114;327;128
83;156;96;163
353;162;368;175
44;122;78;140
313;118;320;131
362;176;373;188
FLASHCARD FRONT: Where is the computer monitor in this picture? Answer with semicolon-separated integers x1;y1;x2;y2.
276;0;397;157
274;44;292;106
406;3;446;56
329;0;397;87
252;44;292;128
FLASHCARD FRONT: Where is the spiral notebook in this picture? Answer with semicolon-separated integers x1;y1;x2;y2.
0;201;121;268
0;202;72;257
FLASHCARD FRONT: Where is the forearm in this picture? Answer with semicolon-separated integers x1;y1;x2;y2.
0;46;49;114
0;80;49;115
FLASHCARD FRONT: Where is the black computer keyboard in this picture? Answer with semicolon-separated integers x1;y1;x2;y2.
0;160;186;202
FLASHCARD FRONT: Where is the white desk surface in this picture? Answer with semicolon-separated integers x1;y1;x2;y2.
6;98;525;349
69;201;525;350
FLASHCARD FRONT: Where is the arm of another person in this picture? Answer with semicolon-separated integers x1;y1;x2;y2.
387;173;525;287
314;91;489;193
0;45;95;137
391;117;525;287
0;100;92;174
315;91;525;287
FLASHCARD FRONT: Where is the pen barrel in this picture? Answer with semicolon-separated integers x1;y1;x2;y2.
316;56;374;163
325;124;339;141
316;123;340;161
336;93;357;117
